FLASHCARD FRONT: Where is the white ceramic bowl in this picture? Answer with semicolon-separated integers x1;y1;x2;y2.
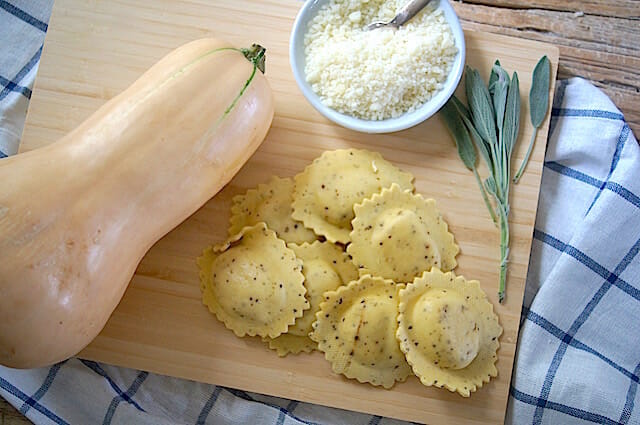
289;0;466;134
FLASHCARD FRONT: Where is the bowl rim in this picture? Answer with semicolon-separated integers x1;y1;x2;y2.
289;0;466;134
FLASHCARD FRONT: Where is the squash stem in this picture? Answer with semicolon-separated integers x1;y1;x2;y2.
241;44;266;74
218;44;266;121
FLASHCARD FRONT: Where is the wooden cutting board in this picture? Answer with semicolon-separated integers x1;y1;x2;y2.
20;1;558;423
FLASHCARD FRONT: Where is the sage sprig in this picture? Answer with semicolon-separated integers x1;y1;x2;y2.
441;62;523;303
513;55;550;183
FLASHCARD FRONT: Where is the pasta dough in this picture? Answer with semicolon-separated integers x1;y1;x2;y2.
348;183;458;282
396;268;502;397
195;148;501;397
198;223;309;338
292;149;414;244
264;241;358;356
310;275;412;388
229;176;317;244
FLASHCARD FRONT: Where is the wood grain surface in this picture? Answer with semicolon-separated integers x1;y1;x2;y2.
452;0;640;137
0;398;30;425
13;0;558;423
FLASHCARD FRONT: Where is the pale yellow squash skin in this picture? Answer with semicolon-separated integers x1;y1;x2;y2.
0;38;274;368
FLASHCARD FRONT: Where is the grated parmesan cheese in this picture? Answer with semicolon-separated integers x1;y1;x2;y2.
304;0;458;120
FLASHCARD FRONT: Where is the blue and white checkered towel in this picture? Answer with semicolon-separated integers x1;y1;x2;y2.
0;0;50;157
506;78;640;424
1;1;639;424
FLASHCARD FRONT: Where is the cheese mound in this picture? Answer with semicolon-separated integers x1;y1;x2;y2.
396;268;502;397
304;0;458;120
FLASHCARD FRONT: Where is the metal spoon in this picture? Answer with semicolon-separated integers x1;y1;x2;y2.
366;0;434;30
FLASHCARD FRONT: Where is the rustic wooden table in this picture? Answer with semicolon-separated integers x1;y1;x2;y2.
453;0;640;136
1;1;638;424
0;397;28;425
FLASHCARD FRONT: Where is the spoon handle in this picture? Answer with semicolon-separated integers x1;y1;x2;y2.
391;0;433;26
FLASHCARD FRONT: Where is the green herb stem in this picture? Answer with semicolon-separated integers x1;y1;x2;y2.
497;201;510;303
488;142;502;199
501;137;508;194
513;128;538;183
474;168;498;225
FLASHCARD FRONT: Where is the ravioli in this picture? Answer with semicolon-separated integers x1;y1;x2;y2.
292;149;414;244
348;183;459;283
265;241;358;356
197;223;309;338
229;176;317;244
263;333;317;356
396;268;502;397
195;148;503;396
310;275;412;389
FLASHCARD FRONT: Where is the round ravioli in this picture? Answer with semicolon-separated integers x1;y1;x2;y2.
265;241;358;356
397;268;502;397
197;223;309;338
310;275;412;389
292;149;414;244
229;176;317;244
348;183;459;283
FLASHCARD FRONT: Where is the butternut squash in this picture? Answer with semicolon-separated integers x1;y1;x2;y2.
0;38;274;368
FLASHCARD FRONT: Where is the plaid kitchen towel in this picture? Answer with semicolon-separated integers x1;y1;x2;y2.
1;1;640;424
506;78;640;425
0;0;50;157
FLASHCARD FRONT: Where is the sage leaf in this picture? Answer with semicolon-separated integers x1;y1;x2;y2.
490;64;510;139
513;56;551;183
503;72;520;159
488;59;501;91
452;95;493;173
451;95;471;121
440;101;476;171
441;100;498;224
465;67;497;147
530;56;551;128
